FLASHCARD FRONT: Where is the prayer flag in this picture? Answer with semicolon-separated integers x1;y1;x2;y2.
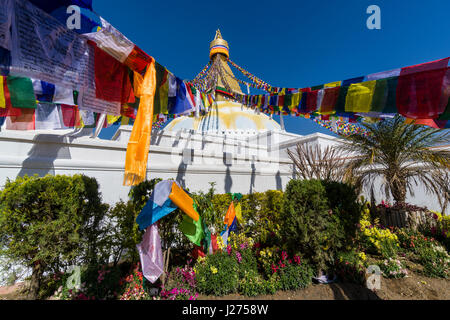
180;215;204;247
35;103;62;130
396;58;449;119
7;76;36;109
5;108;35;130
345;80;377;113
123;59;156;186
136;223;164;283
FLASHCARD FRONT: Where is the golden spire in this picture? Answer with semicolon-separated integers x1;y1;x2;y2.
209;29;229;59
207;30;242;99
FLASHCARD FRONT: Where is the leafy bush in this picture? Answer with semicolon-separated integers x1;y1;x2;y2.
278;263;314;291
194;252;239;296
322;181;362;239
280;179;344;272
239;269;278;296
0;174;109;299
241;191;284;245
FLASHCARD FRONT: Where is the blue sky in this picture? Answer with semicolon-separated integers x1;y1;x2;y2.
92;0;450;139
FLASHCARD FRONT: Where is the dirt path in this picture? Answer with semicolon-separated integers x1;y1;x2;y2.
1;271;448;300
198;271;450;300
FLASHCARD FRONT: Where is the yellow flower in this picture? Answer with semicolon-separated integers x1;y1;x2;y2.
198;256;206;263
210;266;218;274
358;252;367;261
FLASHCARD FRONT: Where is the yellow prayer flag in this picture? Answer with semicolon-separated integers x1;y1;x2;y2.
345;80;377;113
324;81;341;88
235;202;244;224
291;92;301;109
107;114;121;125
0;77;5;108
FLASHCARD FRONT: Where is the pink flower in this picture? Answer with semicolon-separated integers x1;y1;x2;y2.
236;251;242;263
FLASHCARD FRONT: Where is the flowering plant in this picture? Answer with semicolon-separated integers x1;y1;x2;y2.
358;207;399;258
334;249;367;285
119;264;150;300
161;262;198;300
379;258;408;278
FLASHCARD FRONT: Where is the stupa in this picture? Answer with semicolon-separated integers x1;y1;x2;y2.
164;30;282;135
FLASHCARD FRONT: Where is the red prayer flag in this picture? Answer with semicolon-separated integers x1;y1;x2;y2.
60;105;80;127
6;108;35;130
306;89;319;113
210;234;218;253
396;57;450;119
320;87;340;114
93;43;129;103
124;45;153;76
192;245;206;259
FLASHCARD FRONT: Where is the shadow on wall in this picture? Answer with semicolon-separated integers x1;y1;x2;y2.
275;171;282;191
16;130;89;178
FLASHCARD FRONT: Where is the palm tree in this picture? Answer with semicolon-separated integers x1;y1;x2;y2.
339;115;450;208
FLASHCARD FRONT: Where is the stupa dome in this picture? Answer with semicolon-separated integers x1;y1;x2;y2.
164;100;281;133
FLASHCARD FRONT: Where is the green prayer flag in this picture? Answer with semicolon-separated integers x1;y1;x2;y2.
383;77;398;114
180;214;204;246
153;62;169;115
7;76;36;109
335;86;350;114
371;79;388;113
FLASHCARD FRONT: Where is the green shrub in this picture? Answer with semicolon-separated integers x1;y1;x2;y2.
322;181;362;239
194;251;239;296
0;174;109;299
239;269;266;296
277;263;314;291
280;179;344;273
239;269;279;296
242;191;284;245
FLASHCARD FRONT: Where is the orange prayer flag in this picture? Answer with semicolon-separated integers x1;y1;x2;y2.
224;202;236;227
168;182;199;222
123;59;156;186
